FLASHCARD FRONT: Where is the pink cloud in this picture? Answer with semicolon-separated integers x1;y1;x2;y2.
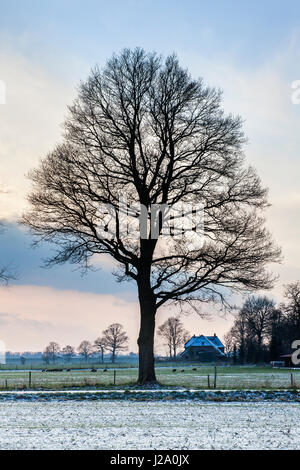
0;285;140;352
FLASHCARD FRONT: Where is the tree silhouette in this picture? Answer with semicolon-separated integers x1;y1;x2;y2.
23;48;281;383
158;316;189;358
102;323;128;363
44;342;60;363
241;296;275;362
78;340;93;361
94;337;107;364
62;345;75;362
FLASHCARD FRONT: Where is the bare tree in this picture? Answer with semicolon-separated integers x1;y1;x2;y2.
78;340;93;361
225;309;248;364
94;337;106;364
241;296;275;361
158;316;189;358
22;48;281;383
62;345;75;362
223;331;235;355
44;342;60;363
283;281;300;331
279;282;300;348
102;323;128;363
226;296;276;363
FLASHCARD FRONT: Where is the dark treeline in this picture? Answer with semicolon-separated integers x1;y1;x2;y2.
43;323;128;364
225;281;300;363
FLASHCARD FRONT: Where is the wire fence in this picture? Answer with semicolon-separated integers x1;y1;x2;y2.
0;368;299;391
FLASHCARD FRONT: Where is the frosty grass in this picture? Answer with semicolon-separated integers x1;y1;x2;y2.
0;400;299;450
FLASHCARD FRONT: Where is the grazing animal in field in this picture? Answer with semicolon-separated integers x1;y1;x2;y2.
192;368;197;371
42;369;46;372
181;369;185;372
103;368;108;372
91;368;97;372
48;368;63;372
66;369;71;372
172;369;177;372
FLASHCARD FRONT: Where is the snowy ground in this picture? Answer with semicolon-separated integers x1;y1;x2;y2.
0;400;299;450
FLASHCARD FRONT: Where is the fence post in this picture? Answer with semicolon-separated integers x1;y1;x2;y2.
291;373;294;388
114;370;116;385
29;371;32;388
5;379;7;389
207;375;210;388
214;366;217;389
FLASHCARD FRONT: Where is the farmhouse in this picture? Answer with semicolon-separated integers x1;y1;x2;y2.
180;334;226;361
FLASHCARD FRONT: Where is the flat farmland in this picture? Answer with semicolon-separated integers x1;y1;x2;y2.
0;366;300;390
0;400;299;450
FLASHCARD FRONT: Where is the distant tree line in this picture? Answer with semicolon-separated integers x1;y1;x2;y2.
42;317;192;364
43;323;128;364
224;281;300;363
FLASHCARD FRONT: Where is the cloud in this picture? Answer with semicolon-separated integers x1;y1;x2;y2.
0;223;136;296
0;46;75;220
0;285;140;352
0;311;52;329
92;253;121;271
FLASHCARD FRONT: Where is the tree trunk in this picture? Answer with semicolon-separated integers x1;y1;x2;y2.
256;335;262;363
169;345;172;359
137;281;157;384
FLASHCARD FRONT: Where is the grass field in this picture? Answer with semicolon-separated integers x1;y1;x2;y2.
1;365;300;390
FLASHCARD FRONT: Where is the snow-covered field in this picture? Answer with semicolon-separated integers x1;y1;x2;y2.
0;400;299;450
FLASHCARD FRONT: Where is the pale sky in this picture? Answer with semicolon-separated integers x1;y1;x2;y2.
0;0;300;353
